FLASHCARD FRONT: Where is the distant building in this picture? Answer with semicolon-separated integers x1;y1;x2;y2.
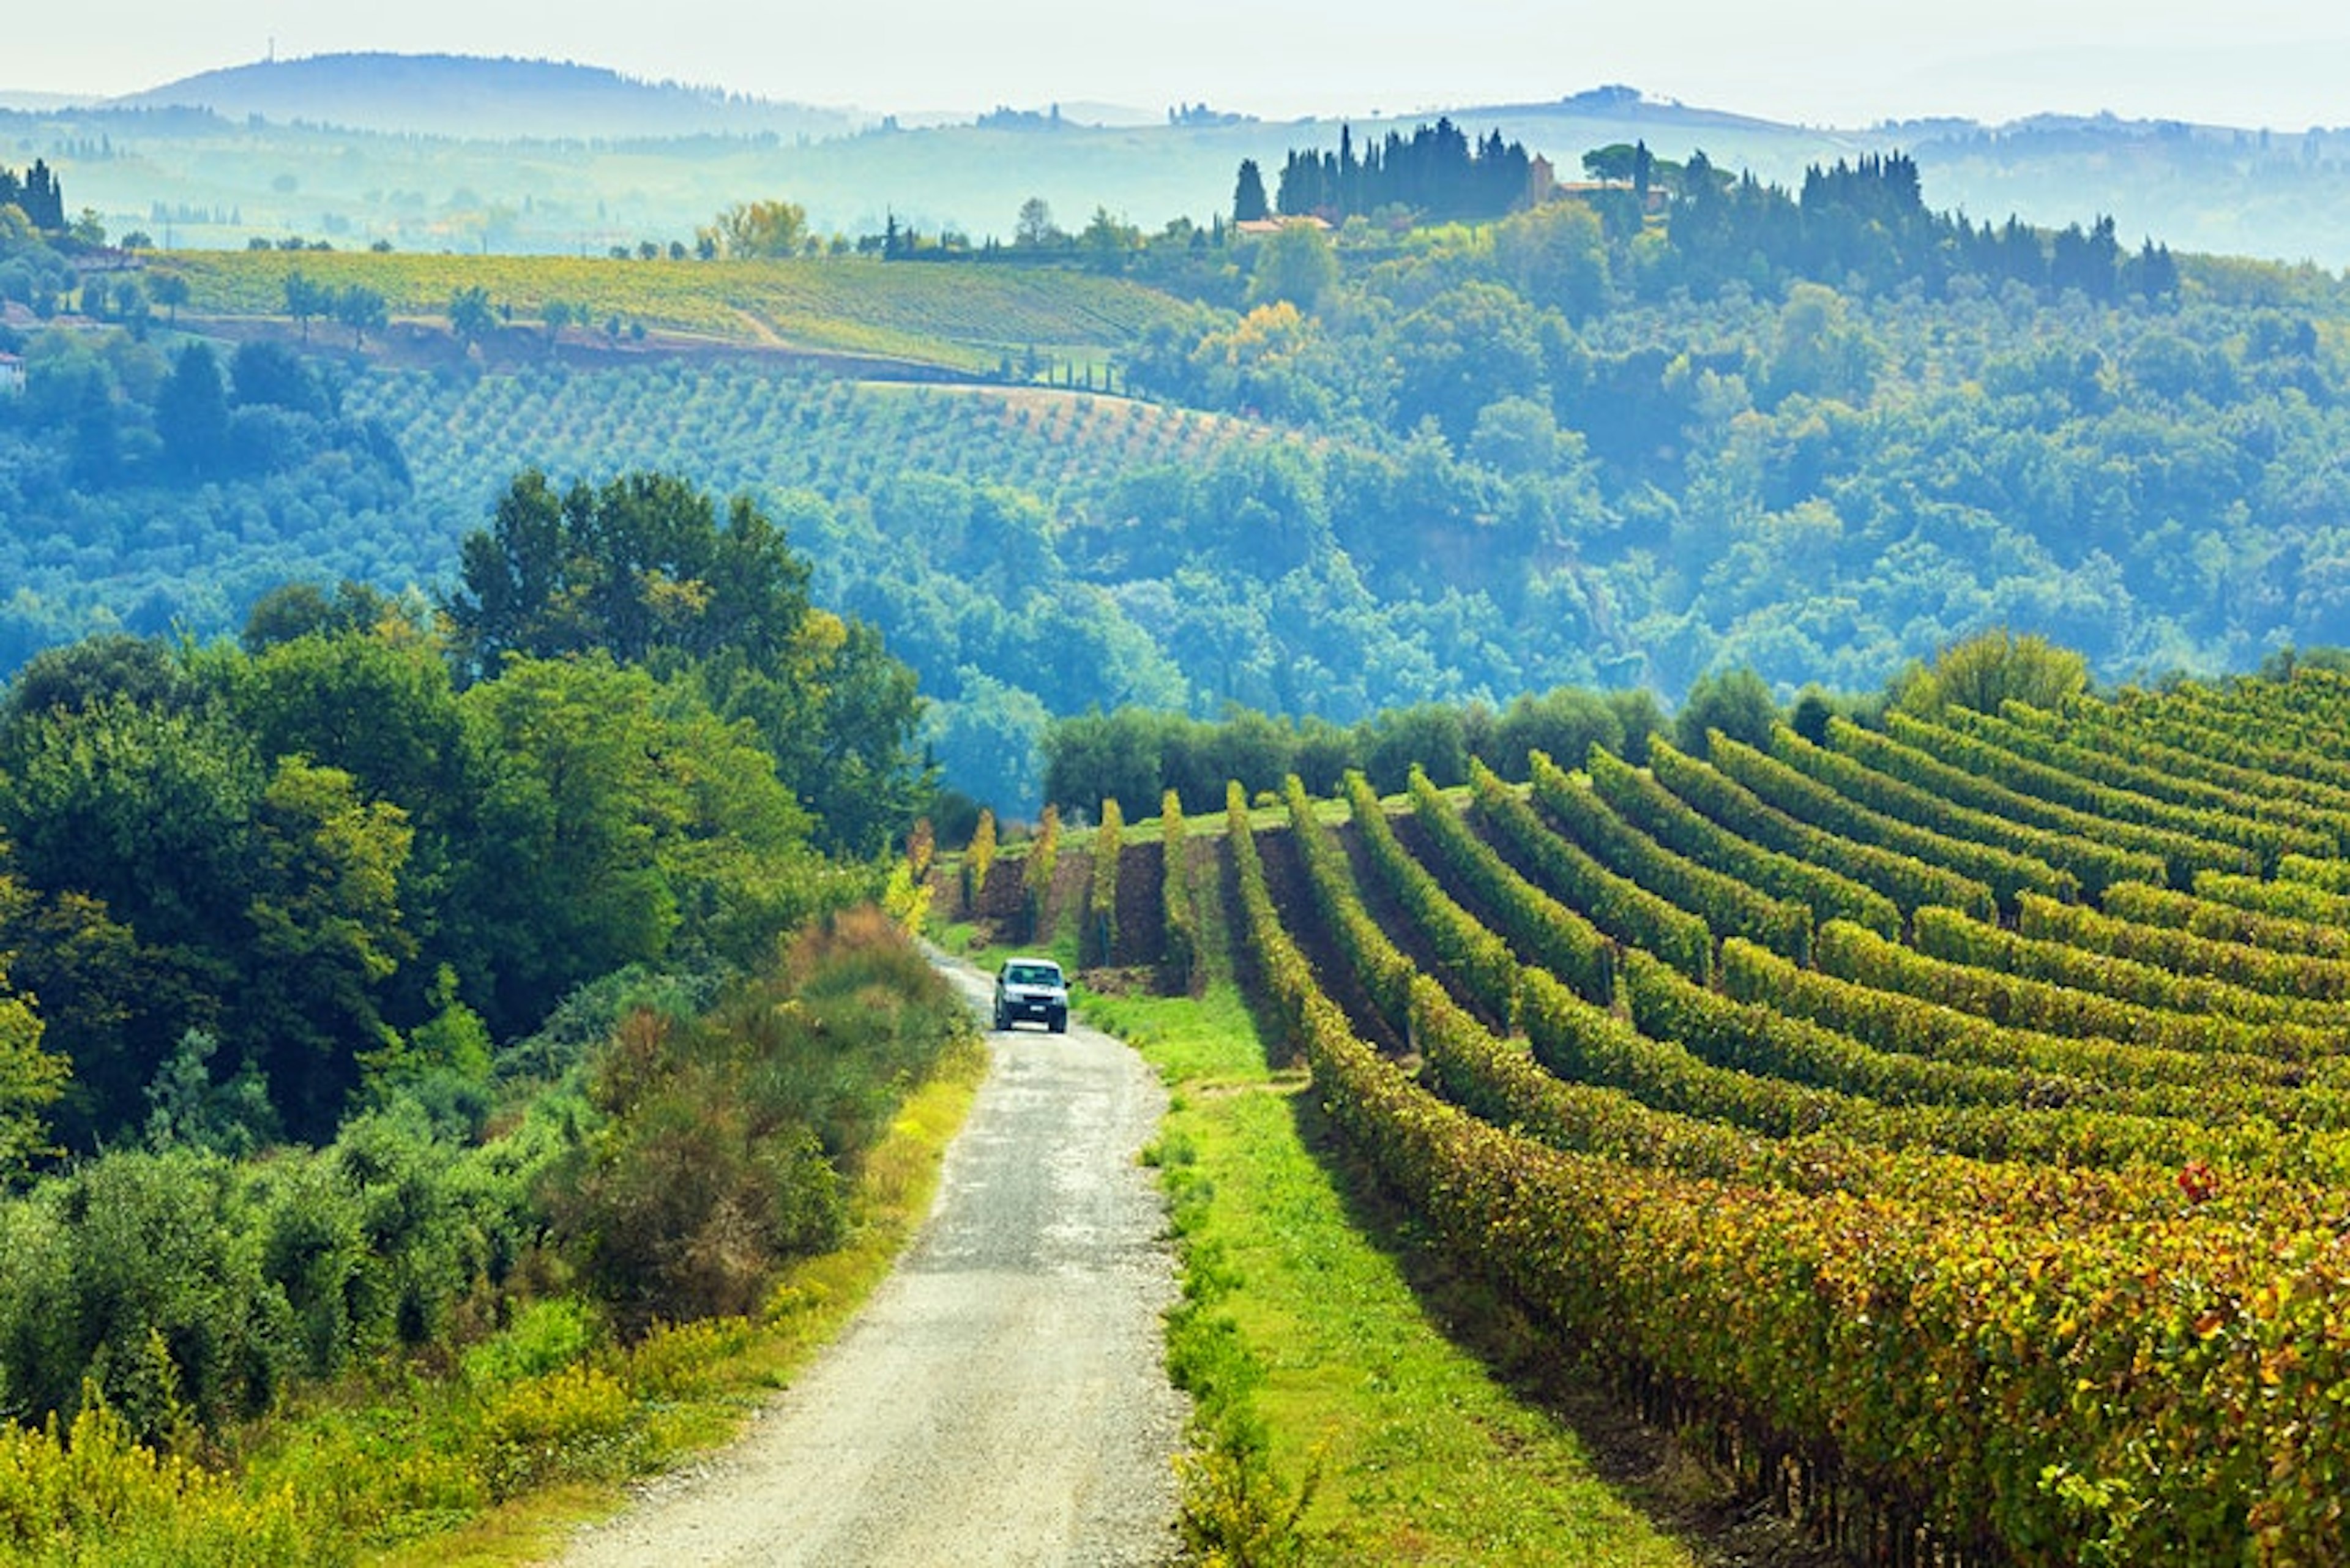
1528;153;1557;204
1233;215;1334;238
0;353;23;396
1553;179;1671;215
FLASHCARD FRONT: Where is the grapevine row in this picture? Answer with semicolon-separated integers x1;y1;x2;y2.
1587;744;1900;936
1525;751;1808;963
1650;736;1997;920
1226;782;2350;1564
1787;720;2161;898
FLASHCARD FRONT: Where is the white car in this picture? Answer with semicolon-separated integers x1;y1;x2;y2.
993;957;1069;1032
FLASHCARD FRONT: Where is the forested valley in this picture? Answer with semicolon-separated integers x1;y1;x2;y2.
8;136;2350;815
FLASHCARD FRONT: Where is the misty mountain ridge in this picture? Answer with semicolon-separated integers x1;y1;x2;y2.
105;53;868;142
47;52;2242;146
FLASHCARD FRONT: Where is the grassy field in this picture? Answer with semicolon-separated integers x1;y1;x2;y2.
155;250;1194;371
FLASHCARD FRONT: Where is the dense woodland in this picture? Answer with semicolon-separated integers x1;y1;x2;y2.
0;453;957;1562
0;466;924;1158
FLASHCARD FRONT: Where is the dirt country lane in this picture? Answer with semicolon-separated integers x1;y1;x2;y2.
552;952;1184;1567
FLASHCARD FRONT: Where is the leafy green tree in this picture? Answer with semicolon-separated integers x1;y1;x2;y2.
1043;706;1175;821
446;470;818;673
447;285;494;354
217;624;489;1025
1673;666;1778;757
703;198;809;259
1892;629;2089;718
1389;282;1548;440
692;619;928;859
1363;703;1469;793
0;697;264;1143
238;580;411;651
1486;685;1624;780
148;270;189;325
283;270;330;342
0;888;182;1151
1;634;197;730
332;283;388;347
1582;143;1639;183
229;340;332;416
1013;196;1063;250
1764;282;1881;406
1494;200;1609;322
455;654;827;1032
240;758;416;1138
446;471;927;857
1079;207;1140;272
0;695;263;958
1245;221;1338;312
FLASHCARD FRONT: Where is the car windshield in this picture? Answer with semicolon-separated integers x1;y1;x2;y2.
1005;963;1061;986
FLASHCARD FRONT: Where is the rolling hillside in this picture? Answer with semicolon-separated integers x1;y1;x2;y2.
1192;663;2350;1563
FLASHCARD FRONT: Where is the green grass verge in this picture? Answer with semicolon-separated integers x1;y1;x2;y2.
1081;982;1698;1567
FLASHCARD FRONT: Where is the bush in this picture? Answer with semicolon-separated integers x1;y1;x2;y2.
549;906;970;1333
1672;666;1777;758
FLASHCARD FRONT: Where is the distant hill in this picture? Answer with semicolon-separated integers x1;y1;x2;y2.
111;53;867;142
17;59;2350;266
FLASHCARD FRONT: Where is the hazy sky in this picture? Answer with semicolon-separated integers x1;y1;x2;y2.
10;0;2350;130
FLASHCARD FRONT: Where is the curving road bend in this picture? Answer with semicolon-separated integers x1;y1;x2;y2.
552;953;1184;1567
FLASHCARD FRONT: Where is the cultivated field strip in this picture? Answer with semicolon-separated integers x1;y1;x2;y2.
1218;671;2350;1565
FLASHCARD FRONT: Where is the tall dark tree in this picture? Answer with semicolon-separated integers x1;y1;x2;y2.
0;160;67;231
154;343;231;477
1231;159;1269;224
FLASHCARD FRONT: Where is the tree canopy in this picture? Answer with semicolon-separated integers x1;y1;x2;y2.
444;470;928;856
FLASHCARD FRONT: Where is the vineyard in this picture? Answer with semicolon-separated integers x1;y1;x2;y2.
157;250;1192;370
1199;669;2350;1565
345;362;1249;524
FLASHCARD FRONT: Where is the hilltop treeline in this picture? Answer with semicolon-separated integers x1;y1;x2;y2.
1241;134;2176;304
1665;149;2176;302
1269;119;1539;223
0;159;65;232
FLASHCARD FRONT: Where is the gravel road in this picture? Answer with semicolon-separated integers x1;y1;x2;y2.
552;954;1185;1567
